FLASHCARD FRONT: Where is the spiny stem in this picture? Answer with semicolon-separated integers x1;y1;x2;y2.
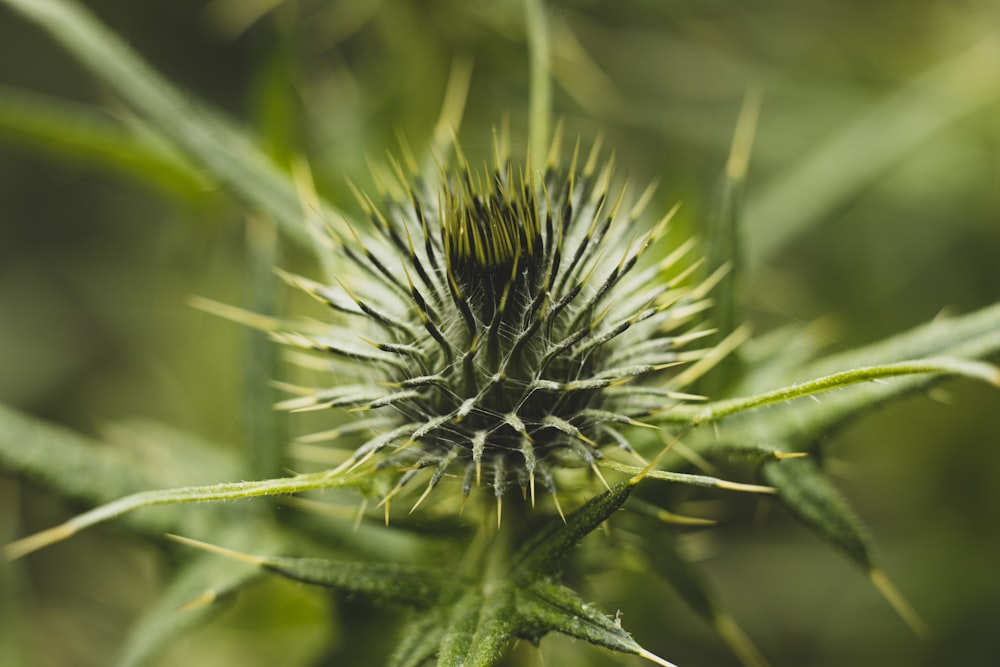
5;468;369;560
680;357;1000;425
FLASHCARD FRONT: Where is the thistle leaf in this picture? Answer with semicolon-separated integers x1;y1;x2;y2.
512;480;637;581
438;587;517;667
261;557;456;608
168;535;458;608
386;610;448;667
760;457;926;635
635;522;769;667
115;547;264;667
728;302;1000;444
761;456;867;566
517;580;678;667
785;302;1000;384
0;403;154;505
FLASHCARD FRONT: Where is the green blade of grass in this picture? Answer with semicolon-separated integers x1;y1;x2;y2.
699;87;761;396
243;217;285;480
0;85;208;195
1;0;345;248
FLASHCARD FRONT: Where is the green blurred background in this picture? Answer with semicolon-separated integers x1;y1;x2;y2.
1;1;998;666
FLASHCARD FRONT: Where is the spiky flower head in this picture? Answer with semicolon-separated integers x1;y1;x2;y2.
277;129;719;514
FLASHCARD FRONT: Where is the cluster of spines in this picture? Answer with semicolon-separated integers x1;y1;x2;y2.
274;127;719;518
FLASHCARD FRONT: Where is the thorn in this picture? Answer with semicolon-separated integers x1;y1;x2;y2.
529;471;536;508
4;522;77;561
628;429;686;486
187;296;283;332
713;480;776;494
626;417;660;431
376;481;410;526
726;85;763;183
671;440;716;474
353;498;368;532
636;646;681;667
628;179;660;221
410;481;436;514
656;510;716;527
295;428;342;443
591;461;611;491
712;612;771;667
165;534;265;566
345;449;377;474
177;590;217;612
630;449;649;466
390;438;417;455
325;455;358;477
773;451;809;460
551;493;567;524
870;567;928;638
497;497;503;530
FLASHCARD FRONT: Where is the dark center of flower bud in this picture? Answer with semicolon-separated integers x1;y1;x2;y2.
442;164;544;323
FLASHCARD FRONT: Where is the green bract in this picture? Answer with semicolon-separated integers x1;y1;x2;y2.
274;134;715;514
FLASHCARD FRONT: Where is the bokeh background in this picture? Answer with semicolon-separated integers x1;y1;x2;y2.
1;1;998;666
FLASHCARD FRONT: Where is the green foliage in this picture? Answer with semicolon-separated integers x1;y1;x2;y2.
1;1;998;666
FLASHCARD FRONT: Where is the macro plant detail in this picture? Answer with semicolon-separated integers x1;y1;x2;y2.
2;1;1000;667
270;132;718;517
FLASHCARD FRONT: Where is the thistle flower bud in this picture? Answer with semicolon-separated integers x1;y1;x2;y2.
279;132;715;512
